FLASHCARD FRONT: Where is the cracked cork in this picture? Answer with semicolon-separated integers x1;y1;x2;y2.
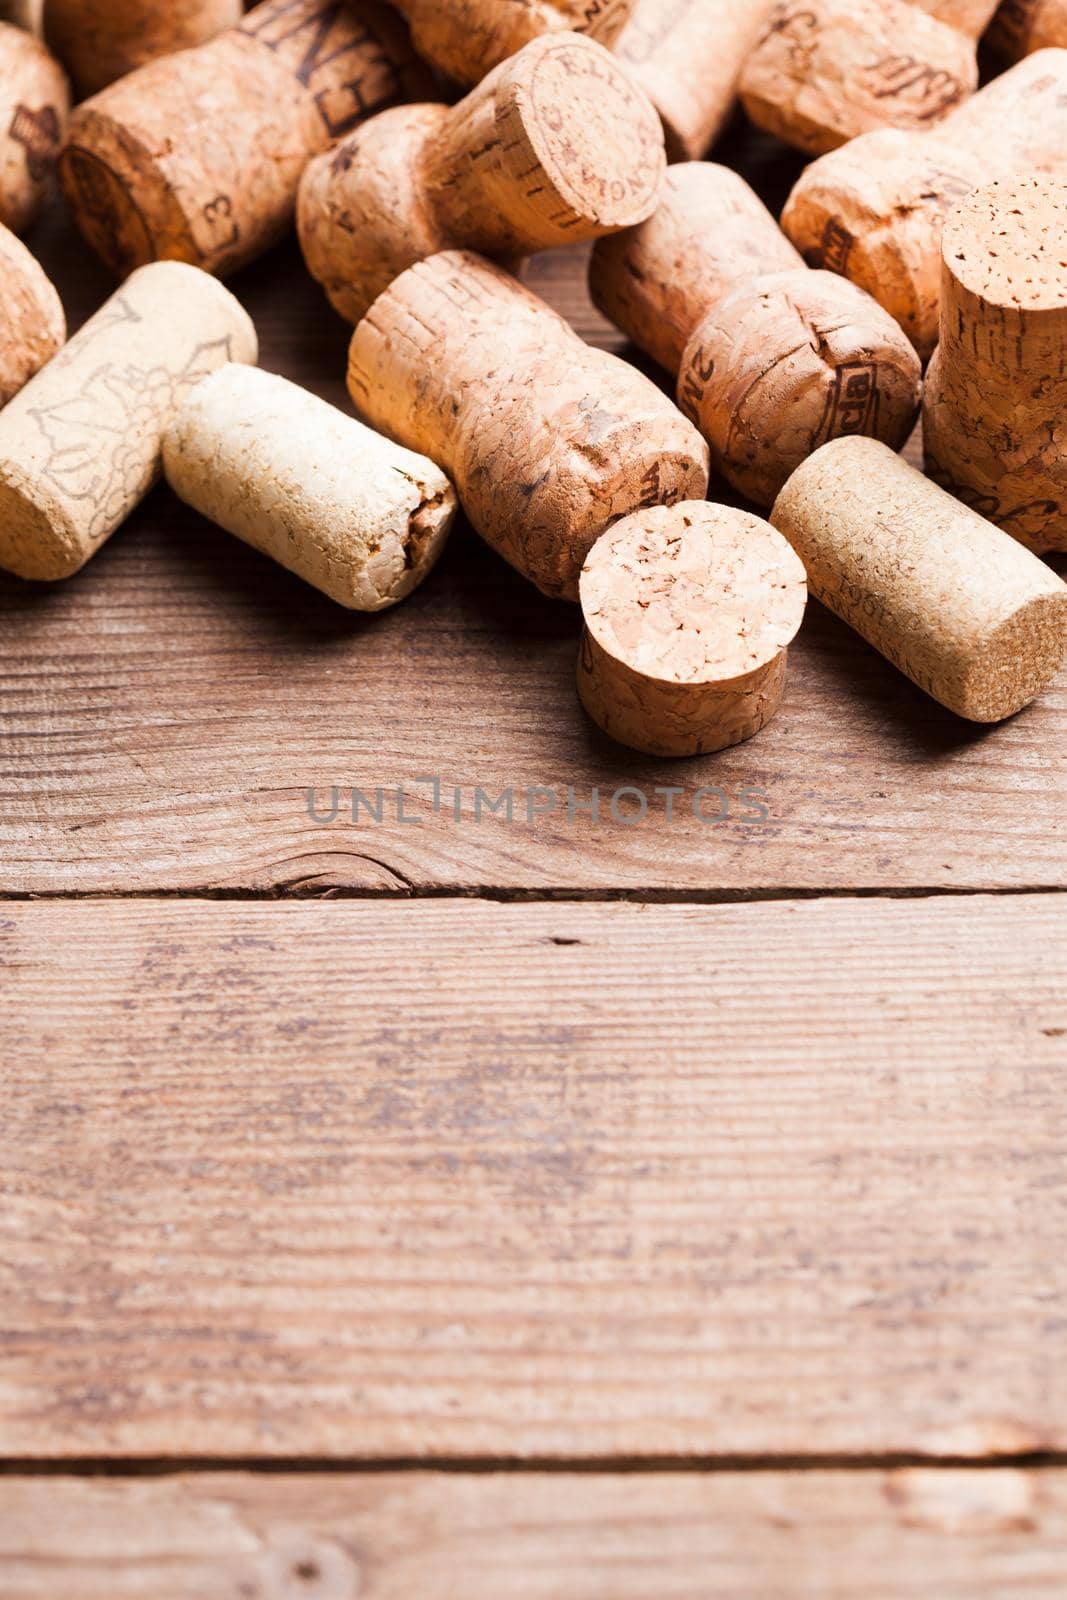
163;365;456;611
924;176;1067;556
0;19;68;233
0;261;257;581
42;0;242;96
771;437;1067;722
347;250;709;602
781;48;1067;359
0;222;64;408
740;0;995;158
298;30;665;326
590;163;921;506
58;0;434;280
577;501;808;757
391;0;632;88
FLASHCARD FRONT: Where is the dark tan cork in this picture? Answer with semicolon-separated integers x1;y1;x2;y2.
43;0;242;96
988;0;1067;59
0;20;67;233
392;0;631;87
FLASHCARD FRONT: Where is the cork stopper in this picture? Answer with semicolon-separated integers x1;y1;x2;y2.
914;0;1000;28
771;437;1067;722
59;0;433;280
988;0;1067;60
401;0;631;87
0;20;67;234
299;31;665;326
163;365;455;610
0;261;258;581
43;0;242;96
740;0;979;157
0;1;42;30
0;223;64;409
923;176;1067;555
347;250;709;601
577;501;808;757
780;48;1067;359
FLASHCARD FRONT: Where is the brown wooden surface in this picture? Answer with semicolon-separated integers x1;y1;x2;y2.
2;894;1065;1460
3;1469;1067;1599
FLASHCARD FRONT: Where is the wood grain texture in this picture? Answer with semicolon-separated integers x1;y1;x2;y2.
2;894;1065;1460
1;130;1063;896
3;1468;1067;1598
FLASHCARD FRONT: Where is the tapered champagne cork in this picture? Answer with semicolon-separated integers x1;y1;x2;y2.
924;178;1067;556
163;365;455;610
59;0;434;280
395;0;631;87
0;21;67;233
740;0;983;157
781;48;1067;358
0;261;257;581
589;164;921;506
771;438;1067;722
612;0;775;160
298;31;665;325
43;0;243;97
347;250;709;601
0;223;64;409
577;502;808;757
988;0;1067;57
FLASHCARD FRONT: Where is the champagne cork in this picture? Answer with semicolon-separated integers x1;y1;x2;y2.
0;20;67;233
299;31;665;326
0;223;65;409
781;48;1067;358
163;365;455;610
59;0;434;280
771;437;1067;722
739;0;985;157
589;164;921;506
578;501;808;757
395;0;631;88
43;0;244;97
924;178;1067;556
0;261;257;581
988;0;1067;58
611;0;776;161
347;250;710;601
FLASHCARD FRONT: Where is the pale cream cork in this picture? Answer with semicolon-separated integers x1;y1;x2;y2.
397;0;631;87
163;365;455;610
347;250;709;602
577;501;808;758
924;177;1067;556
298;31;665;326
771;437;1067;722
43;0;243;97
58;0;433;280
740;0;980;157
589;164;921;507
988;0;1067;57
781;48;1067;359
0;261;257;581
0;223;64;409
0;20;67;233
612;0;776;161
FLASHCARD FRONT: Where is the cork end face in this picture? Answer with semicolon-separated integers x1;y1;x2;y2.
943;177;1067;313
0;469;84;581
959;590;1067;722
60;109;195;277
507;32;665;232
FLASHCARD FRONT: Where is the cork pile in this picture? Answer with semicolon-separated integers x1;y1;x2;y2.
0;0;1065;759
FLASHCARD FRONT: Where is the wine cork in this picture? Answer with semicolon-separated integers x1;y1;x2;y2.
611;0;776;161
923;178;1067;556
163;365;455;610
0;20;67;233
771;438;1067;722
0;0;42;31
780;48;1067;358
739;0;984;157
0;261;257;581
988;0;1067;58
396;0;631;87
347;250;709;601
298;32;664;326
577;502;808;757
59;0;434;280
0;223;65;409
43;0;243;97
589;164;921;506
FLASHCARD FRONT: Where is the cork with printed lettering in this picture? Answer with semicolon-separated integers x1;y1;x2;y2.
43;0;242;95
0;222;64;409
0;20;67;233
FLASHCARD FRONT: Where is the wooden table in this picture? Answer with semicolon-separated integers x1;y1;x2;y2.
2;119;1066;1594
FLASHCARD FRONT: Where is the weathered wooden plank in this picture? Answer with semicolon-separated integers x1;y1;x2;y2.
1;895;1064;1459
2;1468;1065;1598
